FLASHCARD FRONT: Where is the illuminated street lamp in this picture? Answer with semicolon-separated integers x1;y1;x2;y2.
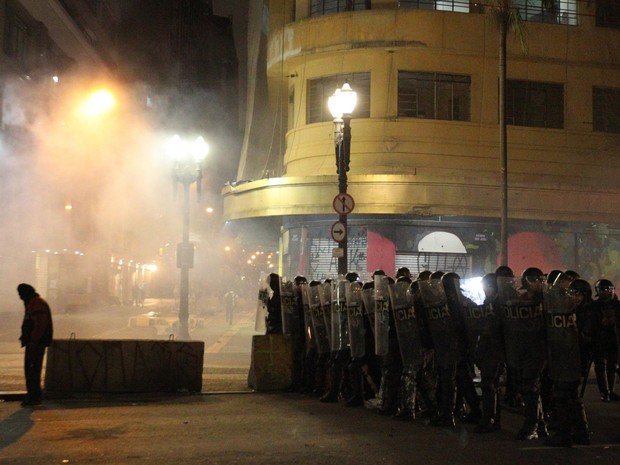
328;82;357;275
78;89;116;118
166;134;209;340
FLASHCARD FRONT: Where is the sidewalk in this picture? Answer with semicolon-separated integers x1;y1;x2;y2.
1;387;619;465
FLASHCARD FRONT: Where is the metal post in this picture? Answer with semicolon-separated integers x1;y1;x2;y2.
178;180;191;340
337;115;352;276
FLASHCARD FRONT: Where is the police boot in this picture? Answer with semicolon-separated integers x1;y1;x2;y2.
378;366;400;416
415;368;438;419
570;399;591;446
595;365;610;401
545;398;572;447
475;384;500;433
320;364;340;403
430;376;456;427
516;392;540;440
462;379;482;424
607;366;617;398
345;362;364;407
393;370;416;421
313;355;328;397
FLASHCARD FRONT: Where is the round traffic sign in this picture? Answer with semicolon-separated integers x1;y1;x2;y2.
330;221;347;242
333;193;355;215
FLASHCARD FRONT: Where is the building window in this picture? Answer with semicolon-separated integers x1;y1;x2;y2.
515;0;578;25
593;87;620;133
398;0;470;13
505;80;564;129
307;73;370;123
398;71;471;121
310;0;371;17
3;7;29;65
596;1;620;28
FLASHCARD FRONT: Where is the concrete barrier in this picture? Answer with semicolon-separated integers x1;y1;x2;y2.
247;334;293;391
44;339;204;393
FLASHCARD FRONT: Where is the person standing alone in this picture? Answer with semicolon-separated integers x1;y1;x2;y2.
18;283;53;407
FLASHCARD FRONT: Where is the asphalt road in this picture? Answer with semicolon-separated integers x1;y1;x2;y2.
0;391;619;465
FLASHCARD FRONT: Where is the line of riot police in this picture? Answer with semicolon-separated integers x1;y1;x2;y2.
257;266;620;448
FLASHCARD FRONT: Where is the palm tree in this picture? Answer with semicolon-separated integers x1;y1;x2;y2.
488;0;558;266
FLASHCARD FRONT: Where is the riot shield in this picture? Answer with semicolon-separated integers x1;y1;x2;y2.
330;277;349;352
418;279;459;368
361;284;375;340
545;276;581;382
301;283;315;353
459;277;502;366
308;282;330;355
389;280;423;370
280;279;296;337
374;275;391;356
497;275;546;370
255;272;269;332
346;281;366;358
318;282;333;348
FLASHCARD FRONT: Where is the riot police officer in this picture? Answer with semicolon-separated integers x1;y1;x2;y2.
471;273;505;433
442;272;482;424
591;279;620;402
499;267;548;440
545;274;591;447
419;274;460;427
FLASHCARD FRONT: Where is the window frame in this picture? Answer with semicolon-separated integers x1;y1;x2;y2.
505;79;565;129
593;86;620;133
398;71;472;122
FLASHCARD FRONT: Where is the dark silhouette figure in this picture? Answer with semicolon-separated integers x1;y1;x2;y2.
18;283;53;407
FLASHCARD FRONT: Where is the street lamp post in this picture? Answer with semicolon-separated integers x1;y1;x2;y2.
167;134;209;340
328;83;357;276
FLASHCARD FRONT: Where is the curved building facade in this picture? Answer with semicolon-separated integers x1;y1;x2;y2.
224;0;620;282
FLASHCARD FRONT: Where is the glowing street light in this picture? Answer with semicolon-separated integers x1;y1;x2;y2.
167;134;209;340
78;89;116;118
328;82;357;275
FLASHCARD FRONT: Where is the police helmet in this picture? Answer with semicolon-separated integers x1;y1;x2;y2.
429;270;444;282
546;270;563;285
345;272;360;283
595;279;614;296
568;279;592;301
495;265;515;278
521;267;545;289
441;272;461;299
417;270;432;281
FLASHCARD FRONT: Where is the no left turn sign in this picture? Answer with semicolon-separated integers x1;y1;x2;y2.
333;193;355;215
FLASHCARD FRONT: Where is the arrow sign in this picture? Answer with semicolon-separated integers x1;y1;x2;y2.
333;193;355;215
330;221;347;242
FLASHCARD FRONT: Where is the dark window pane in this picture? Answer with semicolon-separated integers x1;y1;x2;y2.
505;79;564;129
398;71;471;121
596;1;620;28
311;0;370;16
593;87;620;133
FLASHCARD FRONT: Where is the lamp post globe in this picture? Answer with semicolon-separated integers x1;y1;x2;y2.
168;134;208;340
